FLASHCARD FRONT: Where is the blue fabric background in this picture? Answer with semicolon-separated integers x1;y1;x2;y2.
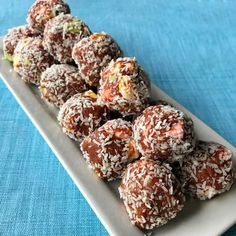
0;0;235;235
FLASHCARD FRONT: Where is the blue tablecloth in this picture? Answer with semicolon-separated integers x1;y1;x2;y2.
0;0;235;235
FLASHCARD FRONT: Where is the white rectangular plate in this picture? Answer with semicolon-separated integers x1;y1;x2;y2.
0;37;235;236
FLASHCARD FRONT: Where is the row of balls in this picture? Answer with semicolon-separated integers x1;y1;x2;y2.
3;10;149;115
3;0;235;230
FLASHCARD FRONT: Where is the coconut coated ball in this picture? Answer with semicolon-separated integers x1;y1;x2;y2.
81;119;139;181
3;25;40;62
119;159;185;229
72;32;122;86
43;13;91;63
13;37;54;85
58;90;107;141
27;0;70;32
180;141;234;200
133;104;195;162
98;57;150;115
40;64;87;107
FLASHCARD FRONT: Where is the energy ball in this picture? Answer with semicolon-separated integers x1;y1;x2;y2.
40;64;87;107
27;0;70;32
133;105;195;162
72;32;122;87
98;57;150;116
119;159;185;229
43;14;91;63
58;90;107;141
180;141;234;200
3;25;40;62
13;37;54;85
81;119;139;181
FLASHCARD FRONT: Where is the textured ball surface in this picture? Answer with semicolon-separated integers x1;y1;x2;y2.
133;104;195;162
180;141;234;200
119;159;185;229
81;119;139;181
40;64;87;107
43;14;91;63
72;32;122;86
98;57;150;115
3;25;40;62
58;91;107;141
13;37;54;85
27;0;70;32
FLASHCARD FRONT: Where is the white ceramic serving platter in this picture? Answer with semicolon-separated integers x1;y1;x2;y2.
0;37;235;236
